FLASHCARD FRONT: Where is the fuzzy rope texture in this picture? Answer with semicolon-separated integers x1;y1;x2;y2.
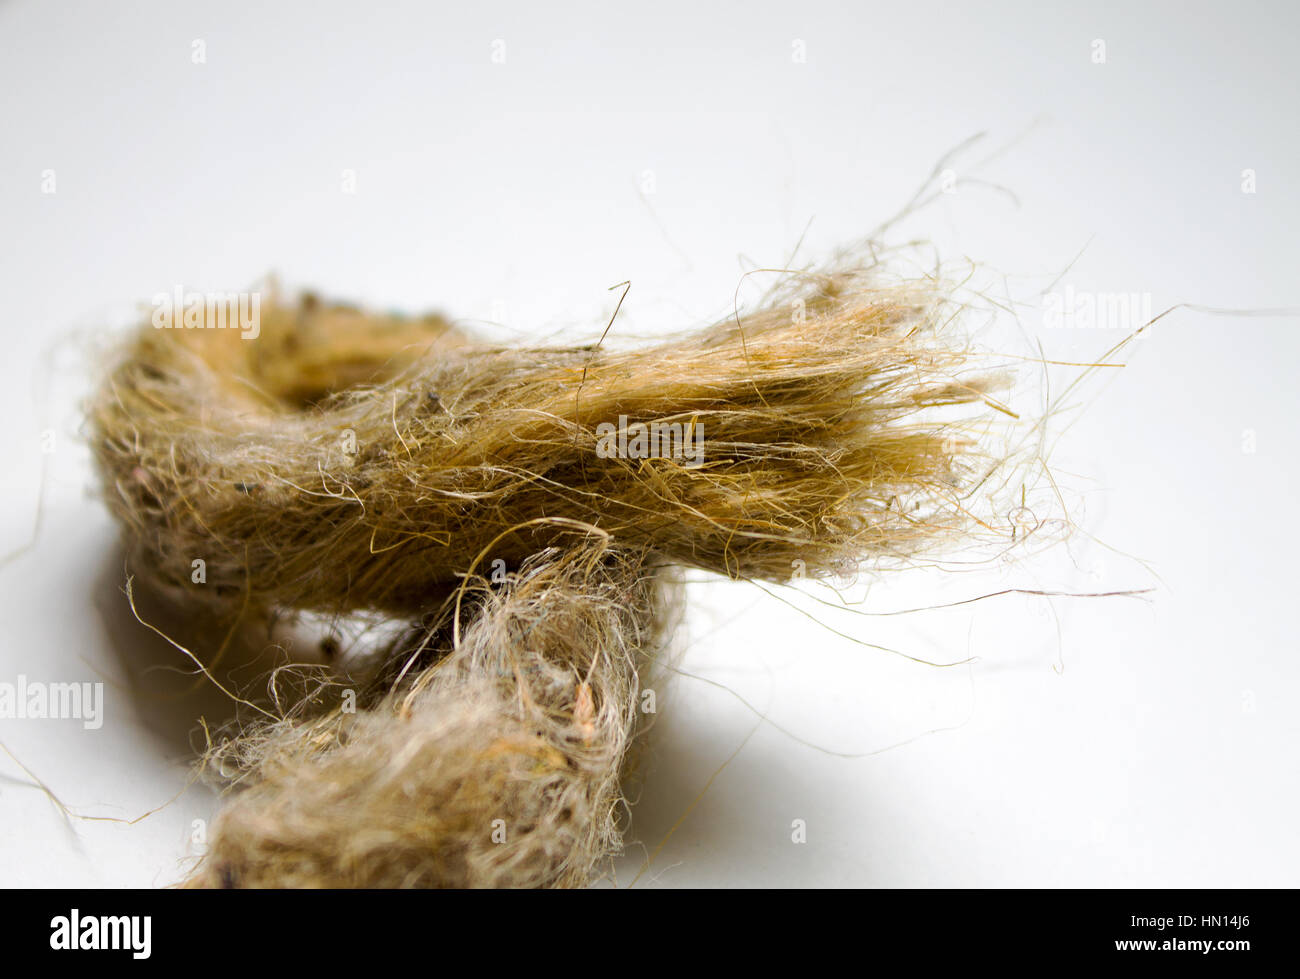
89;265;1009;887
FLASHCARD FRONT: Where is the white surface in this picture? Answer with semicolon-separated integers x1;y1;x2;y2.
1;0;1297;888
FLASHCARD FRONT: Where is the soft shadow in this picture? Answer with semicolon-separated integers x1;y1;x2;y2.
92;544;286;759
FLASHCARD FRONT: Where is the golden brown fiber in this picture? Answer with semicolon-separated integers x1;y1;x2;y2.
184;539;669;888
89;259;1016;887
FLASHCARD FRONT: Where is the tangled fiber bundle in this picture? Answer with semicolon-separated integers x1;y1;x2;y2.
89;256;1018;887
186;539;668;888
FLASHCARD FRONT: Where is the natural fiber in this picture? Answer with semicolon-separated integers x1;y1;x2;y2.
89;257;1017;887
185;539;669;888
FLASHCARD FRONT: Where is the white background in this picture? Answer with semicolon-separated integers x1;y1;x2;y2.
1;0;1297;887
